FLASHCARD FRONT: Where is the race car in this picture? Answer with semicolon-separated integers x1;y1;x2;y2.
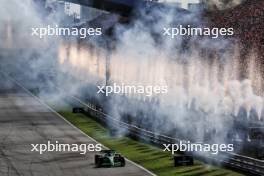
72;107;85;113
95;150;126;167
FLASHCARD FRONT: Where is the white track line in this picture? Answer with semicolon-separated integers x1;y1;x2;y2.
6;73;157;176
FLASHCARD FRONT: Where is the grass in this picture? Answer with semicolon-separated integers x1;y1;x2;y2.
54;109;245;176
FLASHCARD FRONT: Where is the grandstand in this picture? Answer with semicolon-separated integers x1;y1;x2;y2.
208;0;264;58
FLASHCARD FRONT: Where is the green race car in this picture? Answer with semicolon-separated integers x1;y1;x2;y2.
95;150;126;167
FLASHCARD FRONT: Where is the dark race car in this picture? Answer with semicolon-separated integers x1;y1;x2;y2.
95;150;126;167
72;107;85;113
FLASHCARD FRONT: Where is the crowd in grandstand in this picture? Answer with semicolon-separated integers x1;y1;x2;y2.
208;0;264;57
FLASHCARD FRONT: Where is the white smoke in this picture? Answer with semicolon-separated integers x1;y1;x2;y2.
0;0;262;154
57;3;263;147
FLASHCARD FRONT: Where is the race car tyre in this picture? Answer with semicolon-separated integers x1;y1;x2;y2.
95;155;101;167
120;157;126;167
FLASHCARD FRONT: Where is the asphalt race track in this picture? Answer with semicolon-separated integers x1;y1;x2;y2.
0;74;153;176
